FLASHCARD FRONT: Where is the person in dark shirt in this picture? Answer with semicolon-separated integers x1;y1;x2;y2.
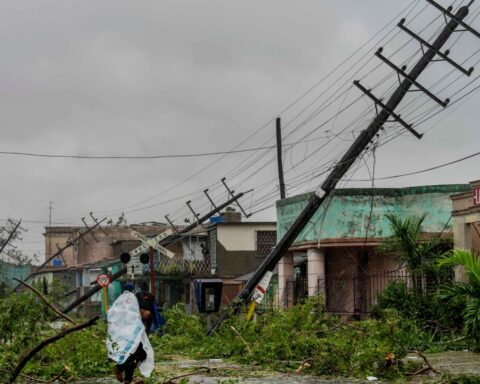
136;282;155;335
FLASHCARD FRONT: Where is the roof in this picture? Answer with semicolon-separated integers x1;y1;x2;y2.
210;221;276;227
277;184;469;244
276;184;471;208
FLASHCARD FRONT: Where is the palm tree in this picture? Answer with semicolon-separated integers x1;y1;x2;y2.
437;249;480;348
382;213;449;290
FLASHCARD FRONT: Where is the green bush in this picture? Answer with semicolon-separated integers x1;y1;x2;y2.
372;280;463;345
0;293;111;383
372;281;432;321
153;298;424;379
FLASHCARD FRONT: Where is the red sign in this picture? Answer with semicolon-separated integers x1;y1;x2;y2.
96;273;110;287
474;187;480;206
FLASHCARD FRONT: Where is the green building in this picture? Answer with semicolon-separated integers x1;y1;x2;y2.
275;184;470;316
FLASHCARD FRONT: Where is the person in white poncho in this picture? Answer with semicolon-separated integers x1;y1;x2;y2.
106;282;154;384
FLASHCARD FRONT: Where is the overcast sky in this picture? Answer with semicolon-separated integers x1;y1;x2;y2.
1;0;479;262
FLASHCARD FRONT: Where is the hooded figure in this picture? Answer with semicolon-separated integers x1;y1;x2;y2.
106;283;154;382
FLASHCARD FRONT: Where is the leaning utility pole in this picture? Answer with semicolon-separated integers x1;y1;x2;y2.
209;1;479;334
13;217;108;291
276;117;286;199
0;219;22;256
61;189;252;314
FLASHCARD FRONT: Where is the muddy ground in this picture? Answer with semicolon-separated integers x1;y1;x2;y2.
72;351;480;383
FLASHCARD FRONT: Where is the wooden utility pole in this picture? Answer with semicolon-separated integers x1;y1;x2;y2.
209;2;478;334
276;117;286;199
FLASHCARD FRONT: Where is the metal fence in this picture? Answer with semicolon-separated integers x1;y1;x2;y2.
281;270;441;316
156;256;211;276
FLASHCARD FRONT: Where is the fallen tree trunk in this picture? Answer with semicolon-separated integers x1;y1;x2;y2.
7;316;99;384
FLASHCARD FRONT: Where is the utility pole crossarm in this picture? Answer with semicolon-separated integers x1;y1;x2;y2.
375;50;449;107
203;189;218;210
209;3;477;334
397;19;474;76
0;220;22;256
322;4;470;193
161;190;252;248
221;178;250;218
426;0;480;39
60;190;253;315
353;80;423;139
13;217;108;291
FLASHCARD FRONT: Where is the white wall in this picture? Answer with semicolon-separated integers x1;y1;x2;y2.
217;224;276;251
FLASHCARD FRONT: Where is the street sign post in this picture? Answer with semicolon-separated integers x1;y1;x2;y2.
126;229;175;279
131;230;175;258
128;229;175;295
96;273;110;313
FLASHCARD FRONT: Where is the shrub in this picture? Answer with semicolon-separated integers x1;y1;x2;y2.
153;298;425;379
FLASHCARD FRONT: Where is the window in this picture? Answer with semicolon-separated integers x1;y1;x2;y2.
256;230;277;257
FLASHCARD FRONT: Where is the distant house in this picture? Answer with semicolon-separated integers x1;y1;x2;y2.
40;208;278;314
40;223;209;314
208;208;276;304
275;184;470;317
0;261;32;290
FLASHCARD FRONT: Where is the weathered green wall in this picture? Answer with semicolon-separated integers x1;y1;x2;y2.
0;261;32;288
276;185;470;244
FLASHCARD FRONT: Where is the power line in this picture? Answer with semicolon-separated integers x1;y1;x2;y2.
0;146;280;160
351;150;480;181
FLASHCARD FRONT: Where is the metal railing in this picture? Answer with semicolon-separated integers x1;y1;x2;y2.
278;270;442;315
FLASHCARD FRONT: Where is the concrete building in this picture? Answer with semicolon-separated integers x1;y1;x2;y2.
208;208;276;304
451;179;480;282
0;261;32;290
40;211;276;313
275;184;470;316
41;223;209;314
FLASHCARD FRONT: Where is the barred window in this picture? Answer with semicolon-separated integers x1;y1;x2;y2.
256;230;276;257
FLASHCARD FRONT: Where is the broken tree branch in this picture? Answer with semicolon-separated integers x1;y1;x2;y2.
230;325;252;355
406;350;438;376
8;316;99;384
0;368;66;384
164;367;210;383
13;278;77;325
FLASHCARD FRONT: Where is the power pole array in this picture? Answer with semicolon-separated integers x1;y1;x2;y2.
210;0;480;334
61;189;253;314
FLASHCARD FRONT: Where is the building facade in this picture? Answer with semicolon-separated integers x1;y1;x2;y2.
451;179;480;282
208;208;276;304
275;184;470;316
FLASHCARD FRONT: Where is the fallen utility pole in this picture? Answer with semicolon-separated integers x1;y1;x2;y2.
13;217;107;291
160;190;252;248
0;219;22;256
209;2;476;335
61;190;252;315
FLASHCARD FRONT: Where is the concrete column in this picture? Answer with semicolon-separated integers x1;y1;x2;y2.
453;217;471;282
307;248;325;298
278;253;294;308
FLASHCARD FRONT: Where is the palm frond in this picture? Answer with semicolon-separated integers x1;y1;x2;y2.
437;249;480;285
